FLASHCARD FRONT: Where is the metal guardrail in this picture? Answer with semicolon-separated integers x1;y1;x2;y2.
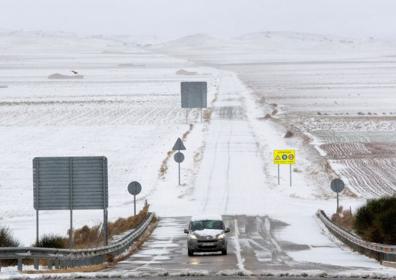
317;210;396;262
0;212;154;272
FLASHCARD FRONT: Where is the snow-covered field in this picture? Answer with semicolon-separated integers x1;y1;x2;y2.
154;32;396;199
1;31;396;277
0;31;216;245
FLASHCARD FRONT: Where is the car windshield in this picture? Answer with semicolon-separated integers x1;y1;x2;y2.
191;220;224;231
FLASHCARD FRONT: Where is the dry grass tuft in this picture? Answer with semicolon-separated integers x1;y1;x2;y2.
25;215;158;274
72;201;150;249
284;130;294;138
331;206;355;231
203;109;213;122
158;124;194;178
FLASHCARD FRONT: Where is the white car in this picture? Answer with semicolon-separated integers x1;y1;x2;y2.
184;216;230;256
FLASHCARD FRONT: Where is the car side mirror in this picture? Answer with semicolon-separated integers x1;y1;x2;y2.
225;227;230;233
184;229;189;234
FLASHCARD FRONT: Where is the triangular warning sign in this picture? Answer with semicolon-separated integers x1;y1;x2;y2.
275;155;281;160
172;137;186;151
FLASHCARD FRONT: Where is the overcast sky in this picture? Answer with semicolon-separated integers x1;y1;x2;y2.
1;0;396;41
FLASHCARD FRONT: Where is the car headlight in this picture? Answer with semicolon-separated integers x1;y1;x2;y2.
189;234;198;240
217;233;225;239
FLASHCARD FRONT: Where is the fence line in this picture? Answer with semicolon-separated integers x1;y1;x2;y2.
317;210;396;262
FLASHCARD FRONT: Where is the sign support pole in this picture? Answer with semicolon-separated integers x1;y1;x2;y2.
336;192;339;213
69;209;73;248
290;164;292;187
277;164;280;185
134;194;136;216
68;158;74;248
178;149;181;185
36;210;39;246
103;208;108;245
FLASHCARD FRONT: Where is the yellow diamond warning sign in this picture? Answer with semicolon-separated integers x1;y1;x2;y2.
273;149;296;165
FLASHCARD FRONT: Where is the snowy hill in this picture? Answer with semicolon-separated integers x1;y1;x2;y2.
152;31;396;63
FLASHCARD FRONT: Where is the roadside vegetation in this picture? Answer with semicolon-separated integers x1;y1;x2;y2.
71;201;151;249
35;234;66;248
0;227;19;266
30;201;151;249
354;196;396;244
332;196;396;245
0;227;19;247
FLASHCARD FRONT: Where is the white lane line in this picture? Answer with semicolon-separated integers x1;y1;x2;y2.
232;218;247;272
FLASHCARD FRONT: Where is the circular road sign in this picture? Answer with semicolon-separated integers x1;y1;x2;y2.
128;181;142;195
330;179;345;193
282;154;288;160
174;152;185;163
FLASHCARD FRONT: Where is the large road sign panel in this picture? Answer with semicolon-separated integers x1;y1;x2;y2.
181;81;207;108
33;156;108;210
273;150;296;165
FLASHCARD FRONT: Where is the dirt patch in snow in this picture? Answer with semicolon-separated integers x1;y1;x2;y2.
48;73;84;79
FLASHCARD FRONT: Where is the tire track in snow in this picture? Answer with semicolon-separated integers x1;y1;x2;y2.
202;131;220;212
223;123;233;213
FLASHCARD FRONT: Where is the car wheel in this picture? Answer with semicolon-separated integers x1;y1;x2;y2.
221;249;227;255
188;249;194;256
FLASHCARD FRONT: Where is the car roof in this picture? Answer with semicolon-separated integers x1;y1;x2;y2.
190;215;223;222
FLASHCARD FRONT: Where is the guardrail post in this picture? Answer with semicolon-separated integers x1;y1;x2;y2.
55;258;61;269
17;258;23;272
48;259;53;270
34;258;39;270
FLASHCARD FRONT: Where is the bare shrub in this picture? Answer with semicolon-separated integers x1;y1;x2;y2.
72;201;151;249
284;130;294;138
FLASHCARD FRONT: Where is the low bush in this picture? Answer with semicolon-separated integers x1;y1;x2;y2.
0;227;20;266
0;227;19;247
354;196;396;244
35;234;66;249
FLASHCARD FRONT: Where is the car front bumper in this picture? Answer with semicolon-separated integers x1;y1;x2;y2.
187;238;227;252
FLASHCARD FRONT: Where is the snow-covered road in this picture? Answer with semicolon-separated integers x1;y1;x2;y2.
111;71;394;275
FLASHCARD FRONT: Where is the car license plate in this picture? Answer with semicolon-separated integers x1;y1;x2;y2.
201;242;215;246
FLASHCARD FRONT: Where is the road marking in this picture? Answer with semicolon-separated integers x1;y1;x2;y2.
232;218;247;273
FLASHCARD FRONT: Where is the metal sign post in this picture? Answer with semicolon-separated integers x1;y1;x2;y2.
273;150;296;186
172;138;186;185
277;164;280;185
128;181;142;216
330;178;345;213
174;152;185;185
